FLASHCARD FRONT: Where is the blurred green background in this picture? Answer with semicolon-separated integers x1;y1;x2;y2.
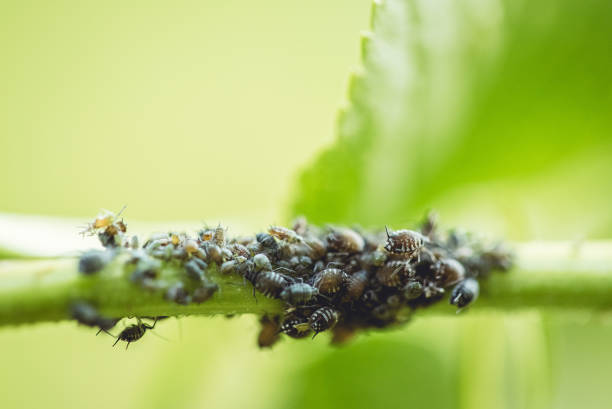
1;1;611;409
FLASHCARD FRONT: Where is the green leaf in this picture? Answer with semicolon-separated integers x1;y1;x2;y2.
290;0;612;240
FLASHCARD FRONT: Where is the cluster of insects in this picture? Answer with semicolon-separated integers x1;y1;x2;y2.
72;209;513;349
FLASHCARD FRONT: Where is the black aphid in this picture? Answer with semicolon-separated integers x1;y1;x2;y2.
450;278;479;309
113;317;158;349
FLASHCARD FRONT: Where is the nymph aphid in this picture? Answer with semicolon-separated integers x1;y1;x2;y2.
403;280;424;300
280;282;320;305
268;226;307;245
344;270;369;301
80;206;126;236
192;281;219;304
384;227;427;260
184;259;205;282
213;224;226;247
255;271;291;298
434;258;466;287
326;227;365;253
78;250;112;275
70;302;118;333
311;268;348;295
253;253;272;271
376;260;413;288
450;278;479;309
112;317;158;349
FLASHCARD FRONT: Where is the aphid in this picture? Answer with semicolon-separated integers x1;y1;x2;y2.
184;239;207;259
280;282;319;305
257;316;281;348
292;216;309;236
303;236;327;260
220;260;239;275
256;233;279;256
268;226;306;245
128;235;140;249
184;260;204;282
344;270;369;301
204;243;223;264
311;268;348;295
113;317;158;349
70;302;117;332
80;206;126;236
331;326;357;345
376;260;414;287
198;228;215;242
169;233;181;246
361;289;379;305
228;243;250;259
165;282;191;305
280;316;311;338
403;280;424;300
192;281;219;304
420;210;439;239
371;304;396;322
450;278;479;309
213;225;226;247
434;258;466;287
253;253;272;271
308;307;340;338
255;271;290;298
78;250;111;275
384;227;426;260
386;294;402;308
326;228;365;254
361;249;387;267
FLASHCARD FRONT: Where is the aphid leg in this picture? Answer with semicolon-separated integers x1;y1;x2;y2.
113;338;120;347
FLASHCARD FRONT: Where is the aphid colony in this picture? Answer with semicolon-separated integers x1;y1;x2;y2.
73;209;512;348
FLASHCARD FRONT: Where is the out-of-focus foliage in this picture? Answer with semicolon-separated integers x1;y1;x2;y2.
292;0;612;241
287;1;612;409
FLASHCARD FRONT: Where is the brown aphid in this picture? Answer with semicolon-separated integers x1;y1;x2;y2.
255;271;290;298
376;260;414;287
311;268;349;295
384;227;426;260
331;325;358;345
268;226;306;245
344;270;369;301
326;228;365;254
434;258;466;287
303;236;327;260
257;316;281;348
309;307;340;338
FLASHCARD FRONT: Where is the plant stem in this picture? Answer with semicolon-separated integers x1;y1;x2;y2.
0;241;610;327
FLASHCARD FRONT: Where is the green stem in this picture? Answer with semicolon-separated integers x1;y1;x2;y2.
0;241;611;327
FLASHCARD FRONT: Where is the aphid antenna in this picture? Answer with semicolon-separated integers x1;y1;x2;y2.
325;261;344;269
96;328;115;337
385;225;391;239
